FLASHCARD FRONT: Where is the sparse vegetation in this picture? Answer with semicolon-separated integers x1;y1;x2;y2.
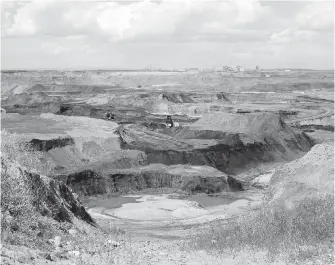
1;130;53;175
1;146;38;248
192;195;334;263
1;131;55;246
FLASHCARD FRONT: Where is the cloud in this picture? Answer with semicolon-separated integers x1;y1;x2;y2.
263;1;333;52
296;1;334;31
1;0;333;70
2;0;271;42
40;36;97;56
41;42;70;55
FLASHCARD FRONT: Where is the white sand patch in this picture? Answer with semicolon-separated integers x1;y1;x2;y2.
87;193;264;226
104;195;208;221
251;170;275;188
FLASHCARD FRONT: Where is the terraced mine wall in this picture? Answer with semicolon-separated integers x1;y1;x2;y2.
119;143;270;174
55;160;246;196
120;136;313;174
116;114;315;175
56;170;232;196
10;112;314;198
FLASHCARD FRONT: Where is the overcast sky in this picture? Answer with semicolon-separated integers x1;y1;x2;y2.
1;0;334;70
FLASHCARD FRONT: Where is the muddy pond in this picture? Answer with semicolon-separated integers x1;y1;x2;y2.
82;192;262;240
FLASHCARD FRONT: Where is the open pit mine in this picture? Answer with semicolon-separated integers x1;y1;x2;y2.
1;69;334;264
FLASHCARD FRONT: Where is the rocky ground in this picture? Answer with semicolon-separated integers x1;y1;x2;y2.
1;69;334;264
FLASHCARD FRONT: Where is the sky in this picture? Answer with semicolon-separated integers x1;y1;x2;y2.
1;0;334;70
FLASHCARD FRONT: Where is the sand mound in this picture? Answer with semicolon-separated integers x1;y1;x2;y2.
266;143;334;206
28;84;46;92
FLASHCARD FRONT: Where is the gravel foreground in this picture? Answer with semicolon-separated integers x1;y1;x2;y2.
2;239;316;265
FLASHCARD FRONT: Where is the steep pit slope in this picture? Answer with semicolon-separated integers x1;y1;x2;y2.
2;157;95;226
266;143;334;206
118;113;314;174
57;163;240;196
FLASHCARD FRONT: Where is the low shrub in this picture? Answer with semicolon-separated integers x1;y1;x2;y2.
1;130;53;176
1;131;49;243
193;194;334;262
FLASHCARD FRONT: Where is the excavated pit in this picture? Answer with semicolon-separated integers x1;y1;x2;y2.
117;113;314;174
2;111;314;199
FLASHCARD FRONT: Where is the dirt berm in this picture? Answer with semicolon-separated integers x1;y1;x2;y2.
266;143;334;206
117;113;314;174
56;164;243;196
